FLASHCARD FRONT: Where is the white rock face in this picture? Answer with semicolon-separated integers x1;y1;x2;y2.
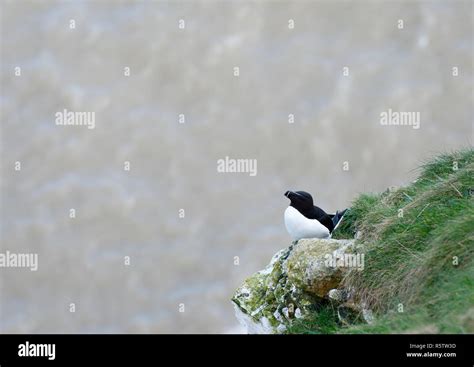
233;303;276;334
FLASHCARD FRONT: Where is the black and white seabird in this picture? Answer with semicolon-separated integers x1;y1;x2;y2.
284;190;347;240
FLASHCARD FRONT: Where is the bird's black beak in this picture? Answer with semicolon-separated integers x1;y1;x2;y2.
284;190;293;198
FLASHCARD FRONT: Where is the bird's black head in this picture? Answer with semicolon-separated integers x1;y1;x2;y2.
284;190;314;211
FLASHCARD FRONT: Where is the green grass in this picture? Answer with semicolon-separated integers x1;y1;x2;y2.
286;304;339;334
290;148;474;334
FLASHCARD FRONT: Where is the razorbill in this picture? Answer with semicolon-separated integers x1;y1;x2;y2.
284;190;347;240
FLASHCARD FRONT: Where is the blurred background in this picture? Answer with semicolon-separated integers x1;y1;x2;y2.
0;0;472;333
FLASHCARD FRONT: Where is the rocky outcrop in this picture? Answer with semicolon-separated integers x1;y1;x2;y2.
231;238;371;333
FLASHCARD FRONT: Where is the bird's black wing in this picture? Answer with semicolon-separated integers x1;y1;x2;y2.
307;206;334;232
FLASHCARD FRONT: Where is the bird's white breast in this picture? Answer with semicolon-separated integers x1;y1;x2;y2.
284;206;330;240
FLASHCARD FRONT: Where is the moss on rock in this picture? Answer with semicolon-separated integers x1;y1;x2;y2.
232;238;362;333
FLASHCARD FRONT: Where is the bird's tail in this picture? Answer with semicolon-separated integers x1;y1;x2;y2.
331;209;348;233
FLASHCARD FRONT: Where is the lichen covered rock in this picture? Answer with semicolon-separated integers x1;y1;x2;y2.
286;238;357;297
232;238;365;333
